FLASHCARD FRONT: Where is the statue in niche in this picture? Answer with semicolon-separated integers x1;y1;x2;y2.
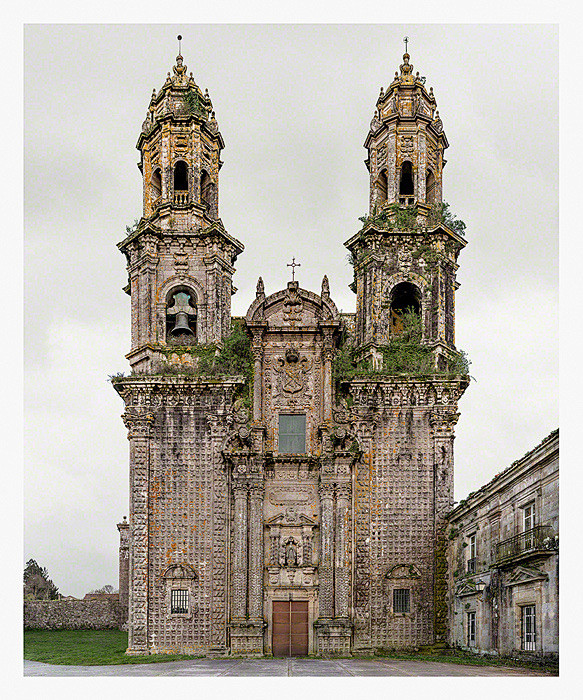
285;540;298;567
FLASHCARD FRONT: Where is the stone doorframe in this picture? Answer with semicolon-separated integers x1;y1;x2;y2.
264;588;319;656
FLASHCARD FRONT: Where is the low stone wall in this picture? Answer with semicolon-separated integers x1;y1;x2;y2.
24;599;127;630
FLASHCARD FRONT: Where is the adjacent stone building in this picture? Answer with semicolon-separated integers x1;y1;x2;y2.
446;430;558;661
112;48;469;656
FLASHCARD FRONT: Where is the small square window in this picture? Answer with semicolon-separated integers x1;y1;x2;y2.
279;414;306;454
467;611;476;646
170;589;189;614
393;588;410;613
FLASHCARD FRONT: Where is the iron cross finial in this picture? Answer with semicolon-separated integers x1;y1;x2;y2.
403;36;409;53
287;257;301;281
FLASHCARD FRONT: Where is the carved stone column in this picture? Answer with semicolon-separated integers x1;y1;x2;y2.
318;482;335;619
122;409;154;655
334;483;352;619
231;483;248;621
248;482;265;621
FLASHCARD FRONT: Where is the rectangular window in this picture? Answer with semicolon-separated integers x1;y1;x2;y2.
278;414;306;454
467;533;477;572
170;589;189;614
521;605;536;651
523;502;535;531
393;588;410;613
467;611;476;646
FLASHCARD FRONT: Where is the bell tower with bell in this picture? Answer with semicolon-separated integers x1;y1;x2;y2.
119;38;244;373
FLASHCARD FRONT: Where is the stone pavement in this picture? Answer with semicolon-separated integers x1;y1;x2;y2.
24;657;551;677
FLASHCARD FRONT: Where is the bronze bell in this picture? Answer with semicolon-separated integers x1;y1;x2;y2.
170;311;194;336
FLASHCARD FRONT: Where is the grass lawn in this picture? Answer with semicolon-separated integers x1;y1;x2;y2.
24;630;558;673
24;630;201;666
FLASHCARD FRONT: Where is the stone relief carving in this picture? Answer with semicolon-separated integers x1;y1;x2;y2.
282;284;303;324
274;347;312;395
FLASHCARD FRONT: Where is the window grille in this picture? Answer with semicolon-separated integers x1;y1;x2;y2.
521;605;536;651
393;588;410;613
467;611;476;646
279;414;306;454
170;589;189;614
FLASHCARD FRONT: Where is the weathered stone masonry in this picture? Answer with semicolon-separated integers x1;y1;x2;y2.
113;49;469;656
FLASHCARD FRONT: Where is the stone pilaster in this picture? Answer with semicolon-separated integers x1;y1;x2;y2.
334;483;351;619
248;482;265;621
430;408;459;646
321;327;335;422
318;482;335;619
250;329;265;422
231;483;248;621
122;409;154;655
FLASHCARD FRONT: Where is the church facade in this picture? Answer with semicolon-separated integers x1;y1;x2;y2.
112;48;469;656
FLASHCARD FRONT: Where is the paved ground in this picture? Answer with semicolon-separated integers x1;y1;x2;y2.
23;657;550;676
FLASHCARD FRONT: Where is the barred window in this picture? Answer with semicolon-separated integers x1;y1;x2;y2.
467;611;476;646
170;589;189;614
279;414;306;454
521;605;536;651
393;588;410;613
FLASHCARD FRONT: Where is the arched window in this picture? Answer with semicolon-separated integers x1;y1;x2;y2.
426;169;436;204
174;161;188;190
399;161;414;197
389;281;421;337
151;168;162;201
166;288;197;345
377;169;388;204
200;170;212;211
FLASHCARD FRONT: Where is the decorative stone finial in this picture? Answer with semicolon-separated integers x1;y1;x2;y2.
321;275;330;298
256;276;265;297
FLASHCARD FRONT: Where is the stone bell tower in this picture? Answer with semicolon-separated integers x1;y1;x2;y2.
121;49;244;373
340;49;469;649
113;48;245;657
346;49;462;372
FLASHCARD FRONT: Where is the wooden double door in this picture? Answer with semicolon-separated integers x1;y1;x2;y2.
272;601;308;656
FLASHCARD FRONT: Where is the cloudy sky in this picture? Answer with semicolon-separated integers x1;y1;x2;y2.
24;24;558;598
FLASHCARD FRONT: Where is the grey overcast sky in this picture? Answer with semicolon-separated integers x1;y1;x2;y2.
24;24;558;598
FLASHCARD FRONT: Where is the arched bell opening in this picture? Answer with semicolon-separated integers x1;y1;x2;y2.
377;169;388;205
151;168;162;203
389;281;422;338
200;169;212;212
173;161;189;205
165;287;197;345
426;169;436;205
398;161;415;206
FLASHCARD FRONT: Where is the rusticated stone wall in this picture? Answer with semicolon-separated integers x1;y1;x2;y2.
24;599;126;630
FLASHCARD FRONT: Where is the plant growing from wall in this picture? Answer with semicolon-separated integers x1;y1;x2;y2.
428;202;466;237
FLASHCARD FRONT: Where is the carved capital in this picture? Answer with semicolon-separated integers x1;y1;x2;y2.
430;410;460;435
122;409;155;440
319;482;335;500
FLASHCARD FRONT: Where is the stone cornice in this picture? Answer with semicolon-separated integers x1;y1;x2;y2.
448;429;559;522
345;375;469;409
117;219;244;261
112;374;245;407
344;221;466;253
